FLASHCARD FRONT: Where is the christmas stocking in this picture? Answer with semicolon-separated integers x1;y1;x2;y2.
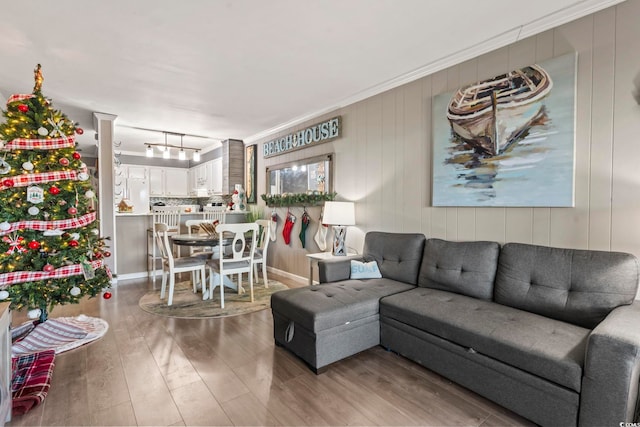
299;210;310;248
282;210;296;245
270;209;278;241
314;210;329;251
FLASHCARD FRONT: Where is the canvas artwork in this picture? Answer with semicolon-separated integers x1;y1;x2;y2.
432;53;577;207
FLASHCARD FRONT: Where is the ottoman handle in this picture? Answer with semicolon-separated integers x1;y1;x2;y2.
285;321;295;343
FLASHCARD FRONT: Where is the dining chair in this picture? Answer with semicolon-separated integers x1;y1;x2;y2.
203;205;226;223
154;222;207;306
206;222;259;308
147;206;182;281
253;219;271;287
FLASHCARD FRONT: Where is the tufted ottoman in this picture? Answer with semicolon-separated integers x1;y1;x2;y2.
271;278;414;373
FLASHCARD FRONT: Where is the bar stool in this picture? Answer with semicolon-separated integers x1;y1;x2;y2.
147;206;182;281
203;205;226;223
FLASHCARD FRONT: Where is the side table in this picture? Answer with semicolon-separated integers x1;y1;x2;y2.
306;252;359;286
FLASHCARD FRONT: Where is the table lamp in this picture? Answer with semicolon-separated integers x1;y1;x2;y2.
322;201;355;256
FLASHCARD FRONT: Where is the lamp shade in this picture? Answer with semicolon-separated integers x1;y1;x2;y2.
323;201;355;226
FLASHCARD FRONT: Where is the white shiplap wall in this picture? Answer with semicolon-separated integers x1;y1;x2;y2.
256;0;640;282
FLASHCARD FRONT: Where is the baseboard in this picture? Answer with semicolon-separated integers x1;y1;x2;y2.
266;266;307;287
115;270;160;282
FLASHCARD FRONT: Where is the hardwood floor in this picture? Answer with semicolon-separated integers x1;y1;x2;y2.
7;273;534;426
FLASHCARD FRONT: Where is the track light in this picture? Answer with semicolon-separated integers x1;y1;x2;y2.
142;132;204;160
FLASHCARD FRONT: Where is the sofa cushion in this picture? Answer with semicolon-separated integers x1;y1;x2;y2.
417;239;500;300
271;278;414;332
350;260;382;279
362;232;425;285
495;243;640;329
380;288;589;392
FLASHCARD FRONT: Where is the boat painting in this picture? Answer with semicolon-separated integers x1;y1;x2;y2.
432;53;577;207
447;64;552;157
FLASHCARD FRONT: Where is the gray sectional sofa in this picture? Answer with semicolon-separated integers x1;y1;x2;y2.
271;232;640;427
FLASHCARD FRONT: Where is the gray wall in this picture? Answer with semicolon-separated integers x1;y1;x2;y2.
254;0;640;282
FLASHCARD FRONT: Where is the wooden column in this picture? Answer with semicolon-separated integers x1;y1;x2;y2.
93;113;118;277
222;138;244;194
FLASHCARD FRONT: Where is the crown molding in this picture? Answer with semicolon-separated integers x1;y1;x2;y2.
245;0;623;145
518;0;626;40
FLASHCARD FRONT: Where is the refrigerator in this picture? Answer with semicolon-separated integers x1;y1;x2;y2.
125;178;150;214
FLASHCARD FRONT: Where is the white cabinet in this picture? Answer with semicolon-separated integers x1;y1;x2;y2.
211;157;223;194
149;167;189;197
195;163;209;188
116;164;189;199
149;167;164;196
164;168;189;196
126;165;147;179
189;159;223;196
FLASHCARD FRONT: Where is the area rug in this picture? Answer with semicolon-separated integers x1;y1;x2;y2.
138;279;289;319
11;315;109;356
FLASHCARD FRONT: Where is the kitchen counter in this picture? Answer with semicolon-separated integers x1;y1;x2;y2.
114;210;248;279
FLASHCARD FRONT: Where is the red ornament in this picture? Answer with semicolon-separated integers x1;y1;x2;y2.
93;251;103;259
48;186;60;195
103;291;112;300
43;264;55;273
68;240;79;247
67;207;77;215
28;240;40;250
17;104;29;113
75;127;84;135
59;158;70;166
103;251;111;258
72;152;81;160
2;179;14;188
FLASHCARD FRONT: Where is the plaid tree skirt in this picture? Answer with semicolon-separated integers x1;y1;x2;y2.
12;315;108;356
11;350;55;415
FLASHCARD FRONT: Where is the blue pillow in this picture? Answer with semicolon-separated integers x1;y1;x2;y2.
350;260;382;279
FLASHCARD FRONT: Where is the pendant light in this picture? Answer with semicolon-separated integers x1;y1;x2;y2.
178;135;186;160
162;133;170;159
146;145;153;157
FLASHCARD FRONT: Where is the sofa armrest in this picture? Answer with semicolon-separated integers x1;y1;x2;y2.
580;302;640;426
318;257;363;283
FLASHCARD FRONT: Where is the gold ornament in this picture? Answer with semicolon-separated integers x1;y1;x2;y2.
33;64;44;93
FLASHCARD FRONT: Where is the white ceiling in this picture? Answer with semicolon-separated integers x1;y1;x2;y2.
0;0;624;158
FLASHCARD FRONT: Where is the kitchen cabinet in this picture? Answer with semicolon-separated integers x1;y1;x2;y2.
127;165;147;179
211;157;223;194
149;167;164;196
189;159;223;196
149;167;189;197
164;168;189;196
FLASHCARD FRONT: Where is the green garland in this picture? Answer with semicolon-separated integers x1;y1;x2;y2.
261;192;336;207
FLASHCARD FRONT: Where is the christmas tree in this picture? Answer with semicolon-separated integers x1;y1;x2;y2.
0;64;111;322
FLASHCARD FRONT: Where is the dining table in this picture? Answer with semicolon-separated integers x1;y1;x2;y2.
170;233;237;292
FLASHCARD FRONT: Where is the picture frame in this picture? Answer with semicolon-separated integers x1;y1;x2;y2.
245;144;257;204
431;53;577;207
